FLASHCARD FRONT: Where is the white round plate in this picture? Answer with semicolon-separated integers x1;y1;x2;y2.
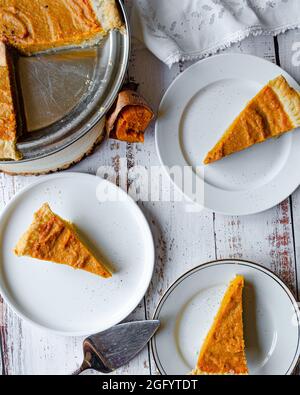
0;173;154;335
152;260;300;375
155;54;300;215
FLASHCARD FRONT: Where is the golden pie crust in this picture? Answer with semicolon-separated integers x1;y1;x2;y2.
14;203;112;278
204;75;300;164
0;42;21;160
192;276;248;375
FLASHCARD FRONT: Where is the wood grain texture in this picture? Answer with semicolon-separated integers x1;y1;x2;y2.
0;1;300;375
276;30;300;301
276;31;300;375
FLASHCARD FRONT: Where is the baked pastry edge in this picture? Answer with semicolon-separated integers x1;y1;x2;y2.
269;75;300;128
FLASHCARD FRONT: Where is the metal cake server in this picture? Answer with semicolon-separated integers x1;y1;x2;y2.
72;320;160;374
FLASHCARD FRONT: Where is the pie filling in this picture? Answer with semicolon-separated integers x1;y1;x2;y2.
0;0;123;160
0;42;21;160
204;76;300;164
193;275;248;375
0;0;107;54
14;203;112;279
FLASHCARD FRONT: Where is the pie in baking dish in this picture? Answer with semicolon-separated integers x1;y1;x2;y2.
192;275;248;375
0;0;123;160
0;0;123;55
14;203;112;278
0;42;21;160
204;75;300;164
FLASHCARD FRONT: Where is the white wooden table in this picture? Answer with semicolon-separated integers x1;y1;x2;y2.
1;2;300;375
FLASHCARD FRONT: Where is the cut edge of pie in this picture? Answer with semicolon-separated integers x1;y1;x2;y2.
191;275;248;375
0;42;21;160
14;203;112;279
0;0;125;56
204;75;300;164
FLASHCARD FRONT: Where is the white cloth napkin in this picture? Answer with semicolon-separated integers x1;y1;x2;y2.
131;0;300;67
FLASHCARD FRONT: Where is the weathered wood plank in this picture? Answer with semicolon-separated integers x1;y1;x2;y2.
276;30;300;301
0;296;5;375
276;30;300;375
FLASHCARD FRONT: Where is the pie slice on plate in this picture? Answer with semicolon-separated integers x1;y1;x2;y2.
0;0;124;55
204;75;300;164
0;42;21;160
14;203;112;278
192;275;248;375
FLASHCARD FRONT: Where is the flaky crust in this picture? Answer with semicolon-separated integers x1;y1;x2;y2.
0;140;21;160
269;75;300;128
0;42;7;66
94;0;124;32
0;43;21;160
191;368;247;375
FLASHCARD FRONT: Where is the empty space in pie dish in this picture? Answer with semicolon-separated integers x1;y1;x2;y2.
179;78;292;192
18;47;102;131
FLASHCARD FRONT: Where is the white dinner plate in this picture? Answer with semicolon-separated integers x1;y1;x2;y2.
0;173;154;335
152;260;300;375
155;54;300;215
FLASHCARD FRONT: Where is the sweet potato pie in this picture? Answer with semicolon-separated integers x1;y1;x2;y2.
14;203;112;278
192;275;248;375
204;76;300;164
0;0;123;160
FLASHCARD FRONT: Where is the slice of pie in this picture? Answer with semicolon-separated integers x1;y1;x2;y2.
0;42;21;160
192;275;248;375
0;0;123;55
14;203;112;278
204;75;300;164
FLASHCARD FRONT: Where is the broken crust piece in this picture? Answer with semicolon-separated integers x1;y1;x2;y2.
0;42;21;160
0;0;124;55
106;90;154;143
204;75;300;164
192;276;248;375
14;203;112;279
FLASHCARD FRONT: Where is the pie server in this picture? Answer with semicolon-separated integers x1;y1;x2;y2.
72;320;160;374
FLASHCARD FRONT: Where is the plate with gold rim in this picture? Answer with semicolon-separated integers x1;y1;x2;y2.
152;259;300;375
